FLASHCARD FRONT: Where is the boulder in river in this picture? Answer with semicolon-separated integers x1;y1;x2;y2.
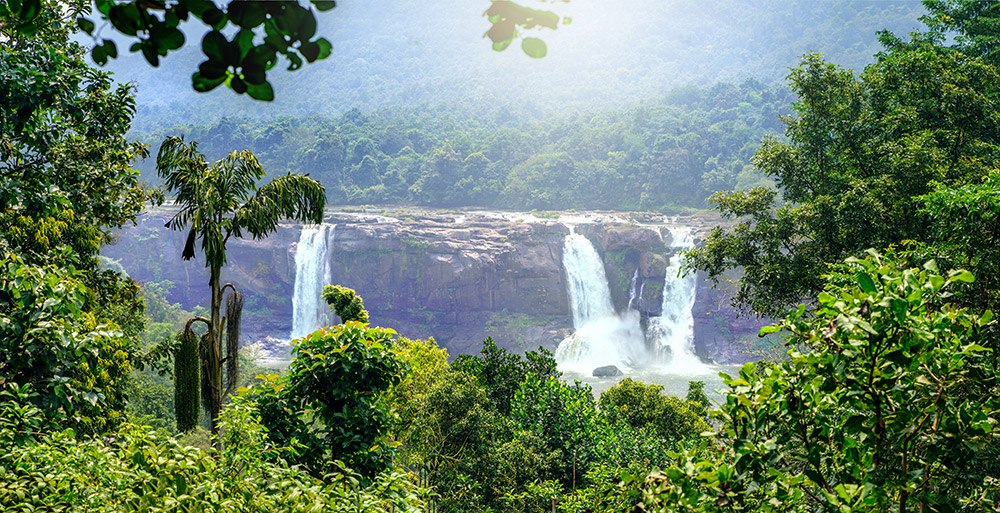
593;365;623;378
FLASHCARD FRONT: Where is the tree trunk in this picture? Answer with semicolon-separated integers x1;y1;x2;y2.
208;266;224;450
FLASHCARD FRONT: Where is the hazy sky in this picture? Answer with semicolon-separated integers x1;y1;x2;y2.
99;0;925;127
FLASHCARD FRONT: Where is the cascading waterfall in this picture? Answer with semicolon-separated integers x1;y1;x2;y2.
555;228;646;373
647;226;706;371
627;269;640;310
290;224;335;339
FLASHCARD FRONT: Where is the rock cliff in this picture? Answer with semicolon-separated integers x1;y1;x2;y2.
103;209;766;363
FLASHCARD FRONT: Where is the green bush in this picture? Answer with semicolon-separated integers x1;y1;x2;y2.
0;385;428;512
599;378;709;441
275;322;406;478
634;252;1000;511
0;254;136;435
452;338;559;415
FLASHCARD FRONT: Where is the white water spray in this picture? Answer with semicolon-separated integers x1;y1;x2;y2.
647;227;706;371
555;229;646;373
291;224;335;339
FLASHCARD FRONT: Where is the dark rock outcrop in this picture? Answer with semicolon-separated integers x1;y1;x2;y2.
593;365;623;378
103;208;764;362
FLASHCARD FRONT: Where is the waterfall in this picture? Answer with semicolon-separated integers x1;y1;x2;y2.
555;229;645;373
627;268;640;310
290;224;335;339
563;230;615;326
647;226;705;371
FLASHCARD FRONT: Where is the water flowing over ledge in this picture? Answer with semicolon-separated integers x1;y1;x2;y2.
555;224;708;376
291;224;336;339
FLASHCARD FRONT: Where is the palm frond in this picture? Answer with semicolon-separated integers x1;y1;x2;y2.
233;174;325;239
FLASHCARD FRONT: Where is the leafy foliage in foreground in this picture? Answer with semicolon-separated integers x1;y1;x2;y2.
403;339;710;512
2;0;151;437
249;322;406;479
0;254;135;435
0;384;427;513
684;40;1000;317
633;252;1000;512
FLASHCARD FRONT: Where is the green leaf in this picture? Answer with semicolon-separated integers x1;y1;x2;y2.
77;16;96;34
492;39;513;52
233;29;255;61
158;27;185;51
103;39;118;59
228;0;267;28
202;7;226;29
521;37;547;58
299;40;319;62
297;10;317;40
856;272;876;293
241;61;266;84
315;38;332;60
140;43;159;67
19;0;40;21
889;298;907;320
95;0;113;15
92;44;108;65
202;31;227;61
16;21;38;36
804;467;826;486
950;269;975;283
246;81;274;101
192;71;227;92
563;16;572;25
312;0;336;11
759;325;781;336
230;76;247;94
108;4;140;36
198;59;228;80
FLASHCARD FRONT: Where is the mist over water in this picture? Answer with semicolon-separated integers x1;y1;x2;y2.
555;224;710;377
555;230;648;373
291;224;336;339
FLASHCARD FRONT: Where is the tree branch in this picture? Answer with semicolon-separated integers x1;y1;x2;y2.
185;316;210;331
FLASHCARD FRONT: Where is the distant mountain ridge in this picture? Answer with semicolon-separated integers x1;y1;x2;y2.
104;0;926;130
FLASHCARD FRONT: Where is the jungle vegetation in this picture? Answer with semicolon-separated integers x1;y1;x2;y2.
3;0;1000;512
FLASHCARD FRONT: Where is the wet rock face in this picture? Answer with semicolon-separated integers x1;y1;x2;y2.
104;209;764;362
320;215;573;356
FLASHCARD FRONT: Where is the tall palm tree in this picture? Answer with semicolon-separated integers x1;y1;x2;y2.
157;136;325;440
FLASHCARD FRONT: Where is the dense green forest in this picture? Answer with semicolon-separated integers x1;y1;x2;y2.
132;81;792;211
5;0;1000;512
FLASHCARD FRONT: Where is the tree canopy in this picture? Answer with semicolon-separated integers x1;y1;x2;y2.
1;0;152;435
635;252;1000;511
684;32;1000;317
